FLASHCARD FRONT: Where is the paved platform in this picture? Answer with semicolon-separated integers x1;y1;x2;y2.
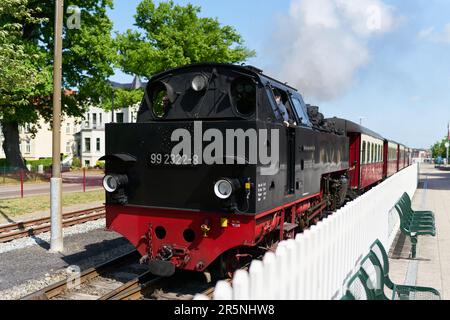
389;164;450;299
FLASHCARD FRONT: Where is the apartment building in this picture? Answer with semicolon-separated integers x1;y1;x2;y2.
0;117;80;161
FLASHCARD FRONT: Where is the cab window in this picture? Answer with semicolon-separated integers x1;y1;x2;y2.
291;97;312;127
231;77;256;117
268;87;295;124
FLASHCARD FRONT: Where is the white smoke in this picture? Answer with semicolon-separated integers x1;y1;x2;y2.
269;0;396;101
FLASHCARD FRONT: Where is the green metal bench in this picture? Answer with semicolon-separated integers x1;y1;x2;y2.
394;194;436;258
368;240;440;300
342;240;441;300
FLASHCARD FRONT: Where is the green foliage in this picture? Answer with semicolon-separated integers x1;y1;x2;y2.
25;158;52;167
102;88;144;110
431;137;449;158
72;157;81;169
116;0;255;78
95;160;105;169
0;0;116;167
0;0;52;123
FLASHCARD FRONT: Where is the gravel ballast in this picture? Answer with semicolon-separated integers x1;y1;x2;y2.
0;220;135;299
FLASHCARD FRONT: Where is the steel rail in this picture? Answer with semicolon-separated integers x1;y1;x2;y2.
21;250;140;300
0;207;105;243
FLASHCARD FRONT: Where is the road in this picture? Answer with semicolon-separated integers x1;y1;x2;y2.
0;173;103;200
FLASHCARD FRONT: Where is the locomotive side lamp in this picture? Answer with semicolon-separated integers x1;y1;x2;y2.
103;174;129;193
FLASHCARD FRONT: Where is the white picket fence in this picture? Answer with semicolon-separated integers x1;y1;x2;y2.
195;164;419;300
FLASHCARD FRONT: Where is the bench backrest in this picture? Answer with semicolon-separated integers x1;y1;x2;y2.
342;268;376;300
370;240;395;290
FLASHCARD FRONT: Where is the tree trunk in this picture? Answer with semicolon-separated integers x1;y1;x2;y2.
1;121;27;170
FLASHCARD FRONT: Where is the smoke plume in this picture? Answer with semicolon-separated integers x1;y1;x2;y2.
269;0;396;101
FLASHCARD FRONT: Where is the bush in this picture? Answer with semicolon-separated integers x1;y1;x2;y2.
72;157;81;169
26;158;52;168
95;160;105;169
0;159;9;167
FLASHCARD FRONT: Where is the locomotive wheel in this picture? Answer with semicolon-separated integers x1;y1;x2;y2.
208;250;240;281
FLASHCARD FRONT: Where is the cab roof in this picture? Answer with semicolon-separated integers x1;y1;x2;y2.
149;62;299;92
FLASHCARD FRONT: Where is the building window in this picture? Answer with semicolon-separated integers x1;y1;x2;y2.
26;141;31;154
85;160;90;167
96;138;101;152
66;142;71;153
85;138;91;152
66;124;71;134
93;113;97;128
116;112;124;123
99;113;103;125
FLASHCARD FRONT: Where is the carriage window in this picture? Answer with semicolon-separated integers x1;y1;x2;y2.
368;142;371;164
231;77;256;116
372;144;375;163
362;141;366;164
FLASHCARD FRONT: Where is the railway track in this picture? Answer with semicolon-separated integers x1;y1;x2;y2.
21;250;151;300
0;206;106;243
21;249;223;301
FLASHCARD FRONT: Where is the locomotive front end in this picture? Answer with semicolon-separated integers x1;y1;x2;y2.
102;64;271;276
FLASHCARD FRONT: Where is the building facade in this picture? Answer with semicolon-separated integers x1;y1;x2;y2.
0;105;138;167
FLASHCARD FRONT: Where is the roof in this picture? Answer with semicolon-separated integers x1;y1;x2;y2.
109;76;147;90
328;118;385;141
148;62;298;92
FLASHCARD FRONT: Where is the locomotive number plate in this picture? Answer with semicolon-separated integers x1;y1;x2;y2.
149;153;200;166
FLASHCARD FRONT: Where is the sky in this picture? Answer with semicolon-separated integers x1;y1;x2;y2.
107;0;450;149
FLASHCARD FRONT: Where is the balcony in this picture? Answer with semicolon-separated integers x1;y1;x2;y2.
81;121;105;131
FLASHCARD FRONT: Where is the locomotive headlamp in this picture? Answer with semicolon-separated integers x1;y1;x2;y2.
191;75;208;92
103;174;128;193
214;179;240;200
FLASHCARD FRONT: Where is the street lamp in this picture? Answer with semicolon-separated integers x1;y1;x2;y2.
445;142;449;166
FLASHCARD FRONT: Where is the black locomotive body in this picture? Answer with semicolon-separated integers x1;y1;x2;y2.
103;63;350;275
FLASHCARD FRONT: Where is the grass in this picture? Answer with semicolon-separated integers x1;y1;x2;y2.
0;190;105;218
0;176;48;185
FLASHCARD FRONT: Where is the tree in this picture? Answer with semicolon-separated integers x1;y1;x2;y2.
0;0;51;168
0;0;116;169
102;88;145;111
431;137;449;159
116;0;255;79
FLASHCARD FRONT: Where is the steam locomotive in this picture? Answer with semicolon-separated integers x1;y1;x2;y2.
101;63;411;277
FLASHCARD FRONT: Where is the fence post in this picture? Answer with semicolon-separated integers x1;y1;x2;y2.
83;167;86;192
20;169;24;198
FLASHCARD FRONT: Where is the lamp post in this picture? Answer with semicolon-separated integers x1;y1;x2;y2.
445;142;449;167
50;0;64;253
